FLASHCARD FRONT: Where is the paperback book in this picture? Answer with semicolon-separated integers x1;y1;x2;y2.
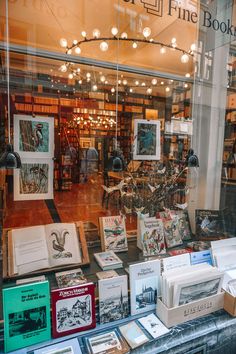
55;268;87;288
9;223;82;276
170;210;192;240
34;338;82;354
96;270;118;280
140;217;166;256
163;219;183;248
94;251;123;270
129;259;161;316
51;282;96;338
119;321;149;349
195;209;225;239
99;275;129;324
3;281;50;353
99;215;128;252
138;313;169;339
84;328;130;354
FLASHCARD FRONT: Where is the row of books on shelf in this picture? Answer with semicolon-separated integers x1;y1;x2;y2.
4;240;233;353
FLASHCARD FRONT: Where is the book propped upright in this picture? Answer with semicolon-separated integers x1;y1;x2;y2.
8;223;82;276
99;215;128;252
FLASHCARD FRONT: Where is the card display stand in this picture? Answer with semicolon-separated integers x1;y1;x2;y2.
2;221;90;280
156;292;224;328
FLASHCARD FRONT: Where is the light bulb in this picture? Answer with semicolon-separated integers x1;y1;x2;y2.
60;64;67;72
161;81;164;85
151;78;157;85
171;37;176;44
105;80;108;84
100;41;109;51
86;72;91;78
73;39;78;45
76;68;81;73
132;42;138;49
135;80;139;86
185;73;191;78
143;27;151;38
59;38;67;48
111;87;115;93
165;87;170;92
121;32;128;39
79;80;82;84
147;88;152;94
67;48;72;55
141;82;146;86
181;53;189;63
100;75;106;82
92;28;100;38
123;79;128;85
160;46;166;54
184;83;188;88
92;85;98;91
118;80;121;84
190;43;196;51
129;88;133;93
75;47;81;54
68;73;73;79
111;27;118;36
81;31;87;38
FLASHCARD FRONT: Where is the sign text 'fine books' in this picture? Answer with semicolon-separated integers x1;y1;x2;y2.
3;281;50;353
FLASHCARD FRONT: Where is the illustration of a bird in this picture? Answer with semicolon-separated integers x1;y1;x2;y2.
51;230;69;254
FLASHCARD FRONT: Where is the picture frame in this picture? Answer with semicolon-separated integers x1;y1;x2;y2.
133;119;160;160
13;158;53;200
14;114;54;158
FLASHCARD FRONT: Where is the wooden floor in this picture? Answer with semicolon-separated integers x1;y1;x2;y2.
4;177;137;233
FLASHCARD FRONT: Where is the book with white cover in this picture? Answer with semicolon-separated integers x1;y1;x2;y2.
119;321;149;349
138;313;169;339
211;238;236;271
99;275;129;324
140;217;166;256
10;223;81;275
94;251;123;270
55;268;87;288
129;259;161;316
99;215;128;252
162;253;190;272
16;275;46;285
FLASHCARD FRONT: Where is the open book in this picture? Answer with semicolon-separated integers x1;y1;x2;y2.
9;223;82;276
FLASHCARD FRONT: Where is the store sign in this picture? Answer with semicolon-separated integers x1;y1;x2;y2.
123;0;236;36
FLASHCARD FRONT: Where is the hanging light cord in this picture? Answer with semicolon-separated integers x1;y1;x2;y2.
6;0;10;144
115;0;120;151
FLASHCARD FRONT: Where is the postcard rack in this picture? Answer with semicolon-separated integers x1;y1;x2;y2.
156;292;224;328
2;221;90;280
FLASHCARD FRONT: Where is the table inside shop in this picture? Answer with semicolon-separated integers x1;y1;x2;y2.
1;240;236;354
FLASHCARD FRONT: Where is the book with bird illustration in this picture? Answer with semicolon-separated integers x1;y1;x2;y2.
195;209;225;239
8;223;82;276
99;215;128;252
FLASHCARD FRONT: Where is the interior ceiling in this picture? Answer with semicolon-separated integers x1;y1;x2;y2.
0;0;199;76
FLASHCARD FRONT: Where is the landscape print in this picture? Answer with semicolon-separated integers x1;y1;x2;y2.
135;276;158;311
19;119;49;153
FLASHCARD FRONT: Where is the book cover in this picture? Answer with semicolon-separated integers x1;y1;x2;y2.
99;215;128;253
138;313;169;339
96;270;118;280
99;275;129;324
195;209;225;239
190;250;213;266
163;219;183;248
119;321;149;349
3;281;50;353
55;268;87;288
84;328;130;354
34;338;82;354
129;259;161;316
140;217;166;256
168;248;192;256
170;210;192;240
94;251;123;270
51;283;96;338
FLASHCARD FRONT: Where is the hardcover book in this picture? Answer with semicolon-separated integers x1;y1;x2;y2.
55;268;87;288
163;219;183;248
99;215;128;252
96;270;118;280
119;321;149;349
170;210;192;240
140;217;166;256
195;209;225;239
9;223;82;276
3;281;50;353
51;283;96;338
94;251;123;270
34;338;82;354
129;259;161;316
99;275;129;324
138;313;169;339
84;328;130;354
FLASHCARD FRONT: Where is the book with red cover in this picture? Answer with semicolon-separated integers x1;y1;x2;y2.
51;282;96;338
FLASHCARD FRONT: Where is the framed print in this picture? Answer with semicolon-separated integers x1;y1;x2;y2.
14;158;53;200
133;119;160;160
14;114;54;158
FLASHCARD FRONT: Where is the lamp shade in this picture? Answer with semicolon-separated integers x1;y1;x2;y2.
186;148;199;167
0;144;22;169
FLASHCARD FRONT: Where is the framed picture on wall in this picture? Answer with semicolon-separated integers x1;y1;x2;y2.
14;115;54;158
13;158;53;200
133;119;161;160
